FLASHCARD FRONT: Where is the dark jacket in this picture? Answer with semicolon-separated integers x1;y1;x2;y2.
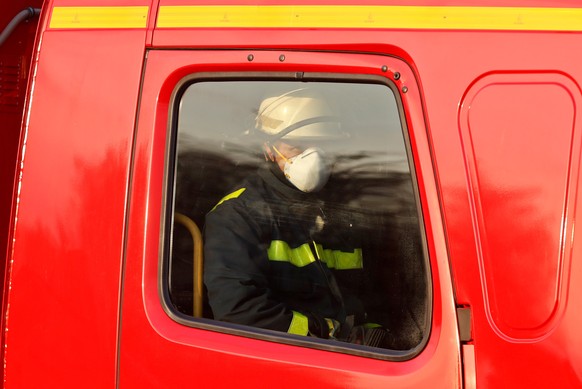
203;165;365;336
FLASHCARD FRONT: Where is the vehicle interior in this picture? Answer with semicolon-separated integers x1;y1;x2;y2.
166;79;429;352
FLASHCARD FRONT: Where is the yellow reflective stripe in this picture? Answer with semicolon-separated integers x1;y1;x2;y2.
364;322;382;329
210;188;246;212
288;311;309;336
50;6;149;29
268;240;362;269
333;248;363;270
314;243;363;270
313;243;334;268
157;5;582;32
268;241;315;267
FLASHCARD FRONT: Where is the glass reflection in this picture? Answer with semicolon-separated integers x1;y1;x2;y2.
170;81;426;351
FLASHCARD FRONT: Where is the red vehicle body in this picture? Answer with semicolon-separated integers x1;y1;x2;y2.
2;0;582;387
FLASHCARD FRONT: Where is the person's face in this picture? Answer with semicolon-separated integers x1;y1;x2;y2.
265;139;334;192
270;140;305;172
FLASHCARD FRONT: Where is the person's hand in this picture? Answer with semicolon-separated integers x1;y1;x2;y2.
306;313;340;339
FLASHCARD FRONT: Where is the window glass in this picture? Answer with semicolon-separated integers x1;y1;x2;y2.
169;80;428;352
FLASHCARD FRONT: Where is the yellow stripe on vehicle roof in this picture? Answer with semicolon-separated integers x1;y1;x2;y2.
156;5;582;32
50;6;149;29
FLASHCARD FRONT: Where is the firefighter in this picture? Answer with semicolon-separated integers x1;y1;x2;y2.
204;89;388;346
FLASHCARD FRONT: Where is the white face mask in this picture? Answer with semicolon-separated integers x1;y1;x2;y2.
280;147;331;192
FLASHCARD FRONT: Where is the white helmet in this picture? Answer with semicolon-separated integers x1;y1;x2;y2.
256;89;343;141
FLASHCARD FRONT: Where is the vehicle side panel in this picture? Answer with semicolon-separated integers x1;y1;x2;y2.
3;0;582;387
0;0;43;362
152;5;582;385
118;49;461;388
3;25;146;388
417;33;582;387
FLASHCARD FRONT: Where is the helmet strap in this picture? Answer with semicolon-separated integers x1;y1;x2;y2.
271;145;291;164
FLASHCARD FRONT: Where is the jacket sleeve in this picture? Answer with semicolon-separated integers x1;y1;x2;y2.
203;197;304;334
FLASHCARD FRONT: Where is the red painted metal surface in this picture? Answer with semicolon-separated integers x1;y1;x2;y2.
2;0;582;387
2;0;149;385
459;72;579;340
0;1;43;367
418;36;582;388
118;49;460;388
148;7;582;383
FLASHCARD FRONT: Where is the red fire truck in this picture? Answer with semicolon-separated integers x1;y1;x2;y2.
2;0;582;387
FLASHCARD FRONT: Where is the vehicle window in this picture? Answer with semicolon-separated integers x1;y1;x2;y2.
166;79;428;354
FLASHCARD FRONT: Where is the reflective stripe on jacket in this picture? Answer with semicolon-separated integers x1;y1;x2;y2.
203;165;365;335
